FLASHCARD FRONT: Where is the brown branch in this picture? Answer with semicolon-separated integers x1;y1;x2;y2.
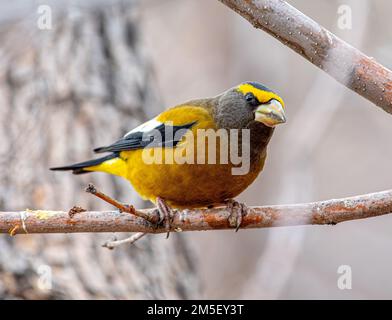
218;0;392;114
1;189;392;235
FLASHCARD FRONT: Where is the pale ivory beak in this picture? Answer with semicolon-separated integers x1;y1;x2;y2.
255;99;286;127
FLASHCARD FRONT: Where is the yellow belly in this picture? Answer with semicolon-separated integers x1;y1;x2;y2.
93;105;266;208
123;147;266;208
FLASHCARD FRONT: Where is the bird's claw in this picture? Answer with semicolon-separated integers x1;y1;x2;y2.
156;197;174;239
225;199;249;232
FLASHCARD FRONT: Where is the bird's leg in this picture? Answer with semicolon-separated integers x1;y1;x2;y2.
155;197;174;239
85;183;157;223
225;199;249;232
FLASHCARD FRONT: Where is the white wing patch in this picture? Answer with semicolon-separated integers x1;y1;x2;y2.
124;117;162;138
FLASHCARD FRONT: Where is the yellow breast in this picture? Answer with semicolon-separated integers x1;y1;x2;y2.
120;105;266;208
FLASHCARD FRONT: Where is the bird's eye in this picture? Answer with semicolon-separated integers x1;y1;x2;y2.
245;92;259;106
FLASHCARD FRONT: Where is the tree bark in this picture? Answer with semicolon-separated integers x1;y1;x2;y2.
0;2;199;299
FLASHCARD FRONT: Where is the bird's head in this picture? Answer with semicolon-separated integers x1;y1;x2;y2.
214;81;286;129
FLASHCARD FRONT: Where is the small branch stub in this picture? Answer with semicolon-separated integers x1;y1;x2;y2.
102;232;146;249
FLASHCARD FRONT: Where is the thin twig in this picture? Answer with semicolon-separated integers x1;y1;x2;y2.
1;189;392;235
85;183;159;223
102;232;146;249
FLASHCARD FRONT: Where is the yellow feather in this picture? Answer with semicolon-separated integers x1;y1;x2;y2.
237;83;285;107
156;105;213;125
85;158;128;178
118;105;265;207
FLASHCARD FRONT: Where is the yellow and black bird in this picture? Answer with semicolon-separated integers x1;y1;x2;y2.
51;82;286;229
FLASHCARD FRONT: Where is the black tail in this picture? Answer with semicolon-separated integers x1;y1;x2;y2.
50;153;118;175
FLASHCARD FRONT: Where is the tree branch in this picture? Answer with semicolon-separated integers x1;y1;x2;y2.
218;0;392;114
1;189;392;235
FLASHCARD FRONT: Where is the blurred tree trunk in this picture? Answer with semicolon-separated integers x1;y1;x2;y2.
0;1;199;299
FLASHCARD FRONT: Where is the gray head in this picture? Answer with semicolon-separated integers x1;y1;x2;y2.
213;81;286;129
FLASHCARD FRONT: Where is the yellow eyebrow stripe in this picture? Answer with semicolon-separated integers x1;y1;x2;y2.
237;83;285;108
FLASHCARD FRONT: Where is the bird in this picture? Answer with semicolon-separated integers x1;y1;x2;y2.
51;81;286;231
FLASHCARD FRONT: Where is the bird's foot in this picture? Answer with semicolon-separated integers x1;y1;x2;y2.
155;197;174;239
225;199;249;232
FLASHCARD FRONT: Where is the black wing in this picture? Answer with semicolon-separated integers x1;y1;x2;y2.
94;121;197;153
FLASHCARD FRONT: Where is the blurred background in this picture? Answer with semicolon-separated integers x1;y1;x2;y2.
1;0;392;299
